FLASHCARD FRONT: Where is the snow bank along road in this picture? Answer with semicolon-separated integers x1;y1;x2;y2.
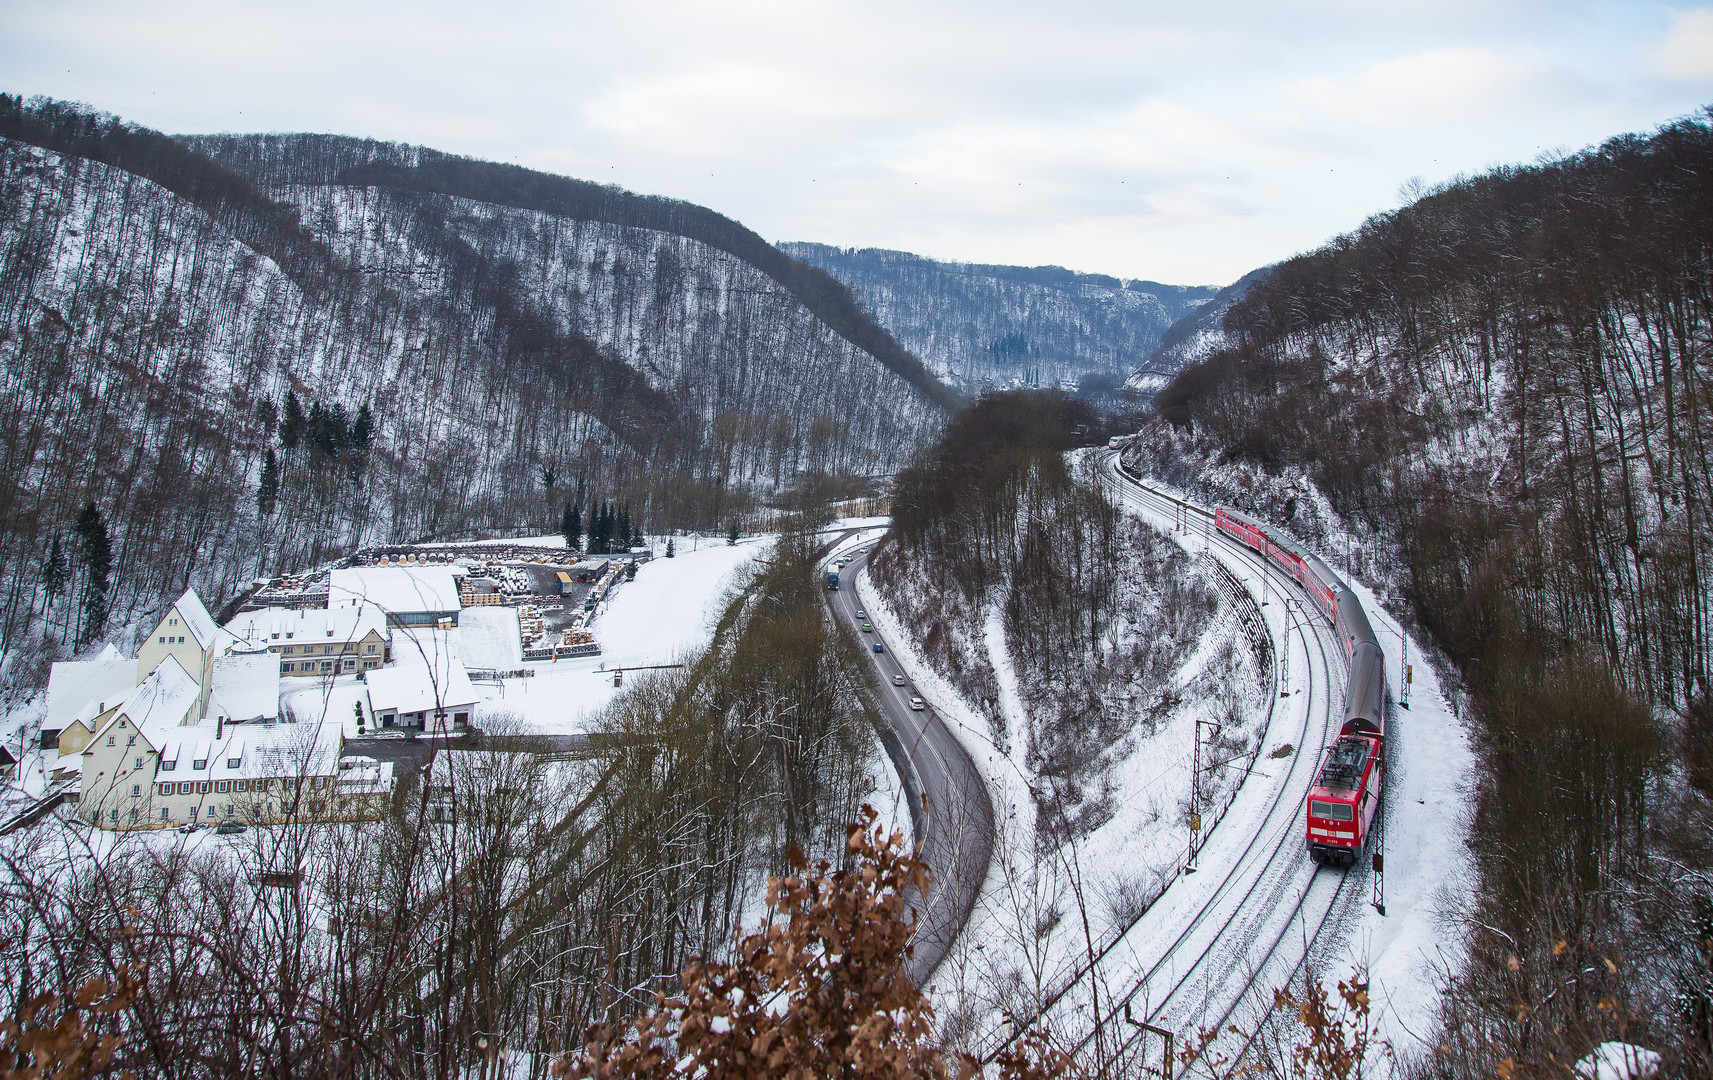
832;543;996;986
989;452;1374;1067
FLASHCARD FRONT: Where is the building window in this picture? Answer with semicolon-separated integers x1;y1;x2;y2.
126;735;135;747
366;643;376;654
106;736;115;747
159;783;172;796
177;636;185;644
131;785;140;797
215;781;229;793
283;646;294;655
282;663;294;672
321;661;332;671
198;782;211;794
160;807;170;820
234;780;246;792
134;757;143;770
188;807;197;820
179;782;193;795
108;809;118;822
227;757;240;768
193;759;206;770
312;777;323;790
161;760;175;772
342;659;356;671
159;636;166;644
129;809;138;823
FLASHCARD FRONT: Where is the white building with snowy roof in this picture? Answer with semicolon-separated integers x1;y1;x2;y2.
43;644;135;751
77;654;391;830
329;567;462;628
208;647;282;725
135;588;235;718
224;600;390;677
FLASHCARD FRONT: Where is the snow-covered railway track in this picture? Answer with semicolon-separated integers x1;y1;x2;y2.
1075;455;1362;1070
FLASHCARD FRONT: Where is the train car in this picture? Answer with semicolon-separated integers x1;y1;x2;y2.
1213;506;1387;868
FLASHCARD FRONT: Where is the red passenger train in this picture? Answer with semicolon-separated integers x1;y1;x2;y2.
1213;509;1387;869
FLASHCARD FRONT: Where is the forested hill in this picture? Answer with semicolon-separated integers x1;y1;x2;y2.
1135;108;1713;1063
781;242;1218;396
0;95;950;686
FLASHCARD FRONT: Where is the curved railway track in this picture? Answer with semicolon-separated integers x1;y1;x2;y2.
1006;454;1369;1072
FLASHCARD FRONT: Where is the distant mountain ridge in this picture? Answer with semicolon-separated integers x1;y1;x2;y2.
780;242;1219;394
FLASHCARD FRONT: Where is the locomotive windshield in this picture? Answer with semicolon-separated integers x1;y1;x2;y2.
1310;800;1354;821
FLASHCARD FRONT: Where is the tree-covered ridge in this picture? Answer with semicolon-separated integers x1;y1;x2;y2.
1142;106;1713;1073
783;241;1218;394
185;132;962;414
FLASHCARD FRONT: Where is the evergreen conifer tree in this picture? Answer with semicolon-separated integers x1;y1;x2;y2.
258;448;280;517
665;537;675;559
728;520;739;546
562;502;581;551
40;533;66;607
74;501;111;645
281;390;304;450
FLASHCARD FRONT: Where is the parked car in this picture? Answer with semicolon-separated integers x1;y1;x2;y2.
909;697;926;711
177;822;203;834
892;674;906;686
215;820;247;835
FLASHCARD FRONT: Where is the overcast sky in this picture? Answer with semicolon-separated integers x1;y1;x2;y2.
4;1;1711;284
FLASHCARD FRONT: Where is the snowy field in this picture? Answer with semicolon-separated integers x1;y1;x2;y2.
474;538;767;734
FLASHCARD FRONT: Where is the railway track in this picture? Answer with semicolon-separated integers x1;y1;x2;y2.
1004;455;1365;1073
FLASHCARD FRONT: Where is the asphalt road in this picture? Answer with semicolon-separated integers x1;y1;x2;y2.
828;541;995;986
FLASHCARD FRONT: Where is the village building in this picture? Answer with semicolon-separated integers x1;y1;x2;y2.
42;644;135;750
361;659;478;732
328;566;462;628
207;647;282;725
134;588;232;718
224;600;390;677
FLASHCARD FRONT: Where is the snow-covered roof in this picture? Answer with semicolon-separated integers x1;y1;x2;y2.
45;656;137;734
156;718;343;780
88;656;201;749
329;567;461;616
225;601;389;647
208;650;281;724
171;588;223;651
363;660;478;715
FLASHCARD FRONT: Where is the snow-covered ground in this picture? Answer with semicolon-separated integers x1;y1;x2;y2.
473;538;766;733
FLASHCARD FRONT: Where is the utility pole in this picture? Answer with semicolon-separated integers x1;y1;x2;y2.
1188;718;1219;872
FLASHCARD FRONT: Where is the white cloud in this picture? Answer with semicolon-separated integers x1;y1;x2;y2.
1652;7;1713;82
0;0;1706;282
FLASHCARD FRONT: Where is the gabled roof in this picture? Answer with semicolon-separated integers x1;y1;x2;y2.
363;660;478;715
87;656;201;750
155;719;342;780
225;601;389;648
171;589;223;650
45;656;137;734
208;650;281;724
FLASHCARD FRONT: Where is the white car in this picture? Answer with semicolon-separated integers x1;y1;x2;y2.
909;697;926;711
892;674;906;686
856;609;866;618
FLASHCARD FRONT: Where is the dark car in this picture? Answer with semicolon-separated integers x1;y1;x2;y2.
215;820;248;835
873;642;884;653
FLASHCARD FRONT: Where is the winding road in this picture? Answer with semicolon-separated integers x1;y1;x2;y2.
827;540;996;986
